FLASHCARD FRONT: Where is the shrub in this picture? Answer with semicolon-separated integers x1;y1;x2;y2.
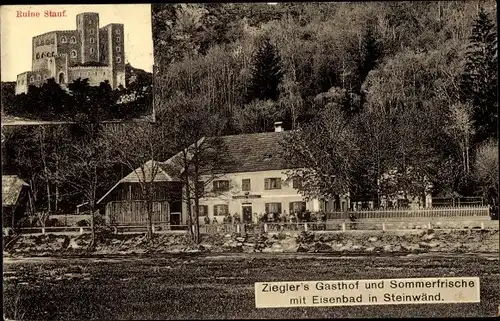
45;218;61;227
76;220;89;227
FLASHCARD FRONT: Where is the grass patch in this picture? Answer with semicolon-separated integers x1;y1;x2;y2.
3;254;499;319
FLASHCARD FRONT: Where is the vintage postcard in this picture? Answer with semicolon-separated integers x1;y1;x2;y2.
2;1;499;320
0;4;154;125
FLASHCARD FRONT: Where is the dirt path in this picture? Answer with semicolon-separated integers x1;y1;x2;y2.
4;251;498;265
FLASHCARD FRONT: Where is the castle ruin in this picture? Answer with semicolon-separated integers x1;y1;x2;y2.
15;12;126;95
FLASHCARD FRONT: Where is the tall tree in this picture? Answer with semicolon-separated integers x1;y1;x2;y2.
102;121;173;242
245;36;284;103
61;123;112;249
460;7;498;142
473;138;499;206
279;105;361;200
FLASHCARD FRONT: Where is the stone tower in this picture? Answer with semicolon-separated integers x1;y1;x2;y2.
76;12;100;64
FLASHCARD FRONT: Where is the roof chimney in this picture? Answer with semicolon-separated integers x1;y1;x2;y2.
274;121;283;132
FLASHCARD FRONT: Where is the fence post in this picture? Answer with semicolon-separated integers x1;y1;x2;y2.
382;223;386;231
304;223;308;232
264;223;268;233
481;222;485;230
41;227;45;235
428;222;432;229
342;223;346;232
152;225;155;234
236;224;240;234
79;227;84;235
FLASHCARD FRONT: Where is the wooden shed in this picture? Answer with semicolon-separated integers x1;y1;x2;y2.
97;160;183;226
2;175;33;228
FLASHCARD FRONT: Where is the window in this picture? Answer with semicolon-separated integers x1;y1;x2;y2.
90;48;95;53
70;50;77;58
30;76;34;82
61;36;67;43
36;53;40;59
116;46;121;52
289;201;306;214
70;36;76;43
213;204;229;216
116;36;121;42
36;74;41;81
213;180;230;192
45;39;50;45
51;51;55;57
116;57;121;63
242;179;251;191
265;203;282;214
90;37;95;43
292;178;302;189
115;29;121;35
198;205;208;217
264;178;282;190
94;71;97;75
41;53;45;58
103;72;106;76
89;29;94;35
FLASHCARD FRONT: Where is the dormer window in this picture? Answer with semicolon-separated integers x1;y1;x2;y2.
36;74;41;81
70;36;76;43
70;50;77;58
61;36;67;43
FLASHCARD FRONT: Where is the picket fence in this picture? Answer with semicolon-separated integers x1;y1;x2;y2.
326;205;489;220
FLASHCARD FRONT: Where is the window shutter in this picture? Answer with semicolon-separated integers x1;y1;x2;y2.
277;203;282;213
265;203;269;213
213;205;218;216
265;178;270;190
277;178;282;189
289;202;294;213
204;205;208;216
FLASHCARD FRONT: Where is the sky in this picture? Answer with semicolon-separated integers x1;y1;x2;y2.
1;4;154;81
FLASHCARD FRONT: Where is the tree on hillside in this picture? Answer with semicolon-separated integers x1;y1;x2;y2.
232;99;285;134
460;7;498;142
474;138;499;206
355;21;383;93
279;105;361;201
245;36;283;103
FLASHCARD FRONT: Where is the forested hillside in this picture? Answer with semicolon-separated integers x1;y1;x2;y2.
152;1;498;202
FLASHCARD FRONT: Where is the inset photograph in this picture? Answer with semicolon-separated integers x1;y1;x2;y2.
1;4;153;125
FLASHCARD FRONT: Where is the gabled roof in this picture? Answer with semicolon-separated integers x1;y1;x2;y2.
96;159;181;204
2;175;29;207
208;131;288;174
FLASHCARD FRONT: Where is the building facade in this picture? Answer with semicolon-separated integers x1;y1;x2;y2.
15;12;126;95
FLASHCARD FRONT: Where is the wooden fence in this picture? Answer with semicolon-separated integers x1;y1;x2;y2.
10;220;498;236
106;200;170;224
326;206;489;220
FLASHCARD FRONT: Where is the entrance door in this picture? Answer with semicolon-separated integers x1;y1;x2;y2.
170;213;181;230
242;205;252;223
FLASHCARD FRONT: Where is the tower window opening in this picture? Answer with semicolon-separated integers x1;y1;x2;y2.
70;50;77;58
61;36;67;43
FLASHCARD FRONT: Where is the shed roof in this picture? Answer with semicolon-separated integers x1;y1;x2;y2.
2;175;29;207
